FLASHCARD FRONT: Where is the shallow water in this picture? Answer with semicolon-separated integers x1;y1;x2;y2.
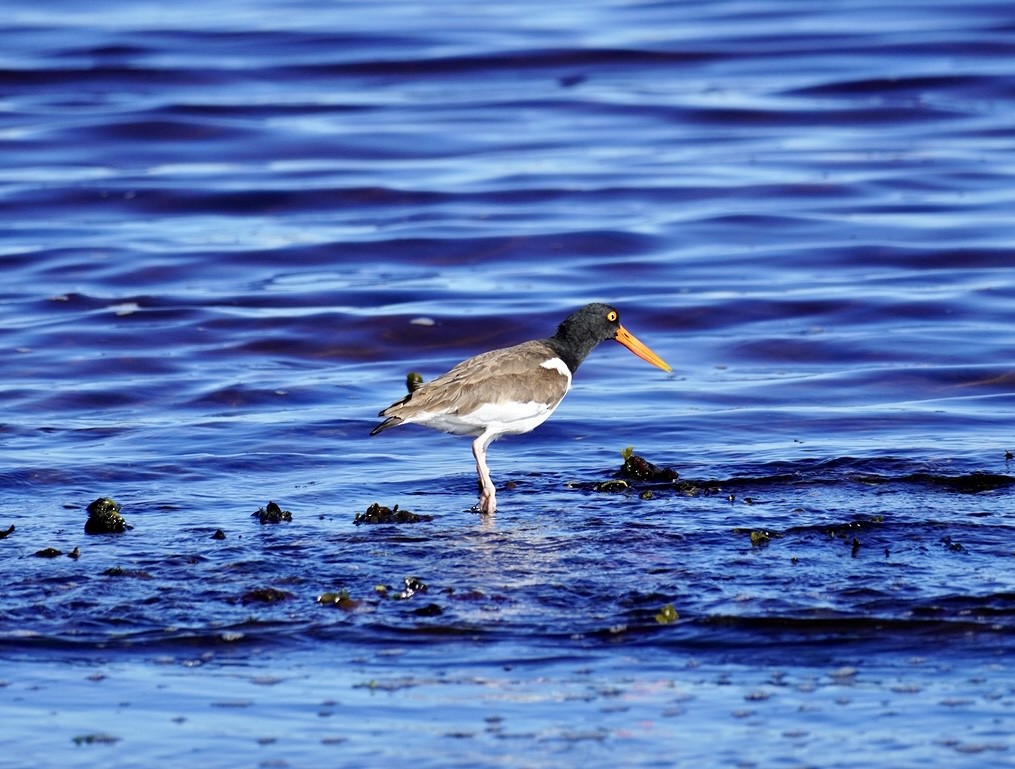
2;1;1014;766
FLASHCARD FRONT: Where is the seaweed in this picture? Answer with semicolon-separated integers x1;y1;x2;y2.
317;589;362;610
103;566;153;580
253;501;292;525
619;446;679;482
655;604;679;624
590;446;697;497
354;503;432;525
84;497;131;534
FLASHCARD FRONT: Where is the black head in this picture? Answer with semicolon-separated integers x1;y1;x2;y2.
549;303;671;374
555;303;622;347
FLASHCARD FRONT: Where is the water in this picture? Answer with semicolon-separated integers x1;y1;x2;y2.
2;1;1014;766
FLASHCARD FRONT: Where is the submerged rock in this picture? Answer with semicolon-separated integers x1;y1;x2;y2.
253;501;292;525
84;497;130;534
413;603;443;617
354;502;432;525
240;587;294;604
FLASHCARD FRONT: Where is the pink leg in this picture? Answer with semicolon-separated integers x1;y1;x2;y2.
471;433;496;514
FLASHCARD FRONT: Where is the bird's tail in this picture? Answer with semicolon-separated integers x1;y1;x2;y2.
369;416;403;436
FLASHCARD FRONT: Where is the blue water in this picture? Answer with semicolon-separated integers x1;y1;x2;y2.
2;1;1014;766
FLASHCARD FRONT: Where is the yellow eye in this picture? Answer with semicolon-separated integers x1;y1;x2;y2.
606;310;618;322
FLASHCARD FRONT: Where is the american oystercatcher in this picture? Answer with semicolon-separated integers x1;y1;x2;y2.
371;303;671;514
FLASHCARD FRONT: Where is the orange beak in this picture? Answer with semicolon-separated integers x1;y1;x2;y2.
615;324;672;373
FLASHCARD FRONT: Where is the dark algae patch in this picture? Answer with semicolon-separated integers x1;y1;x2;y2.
355;502;432;525
590;447;716;497
33;546;80;559
413;603;443;617
619;445;679;482
852;471;1015;493
240;587;294;604
103;566;153;580
72;734;120;747
253;501;292;524
84;497;130;534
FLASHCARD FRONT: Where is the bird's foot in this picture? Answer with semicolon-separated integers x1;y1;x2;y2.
477;488;497;515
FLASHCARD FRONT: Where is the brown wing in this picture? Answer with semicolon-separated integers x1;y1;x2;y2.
378;340;568;422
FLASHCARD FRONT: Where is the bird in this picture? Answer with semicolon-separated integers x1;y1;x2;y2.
370;303;671;514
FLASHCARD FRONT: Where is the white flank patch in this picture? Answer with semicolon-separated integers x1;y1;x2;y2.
541;356;571;379
541;356;572;398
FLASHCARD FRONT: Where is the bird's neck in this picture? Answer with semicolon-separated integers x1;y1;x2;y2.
545;331;601;374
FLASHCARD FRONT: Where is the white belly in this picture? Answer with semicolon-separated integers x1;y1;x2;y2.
417;397;563;438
